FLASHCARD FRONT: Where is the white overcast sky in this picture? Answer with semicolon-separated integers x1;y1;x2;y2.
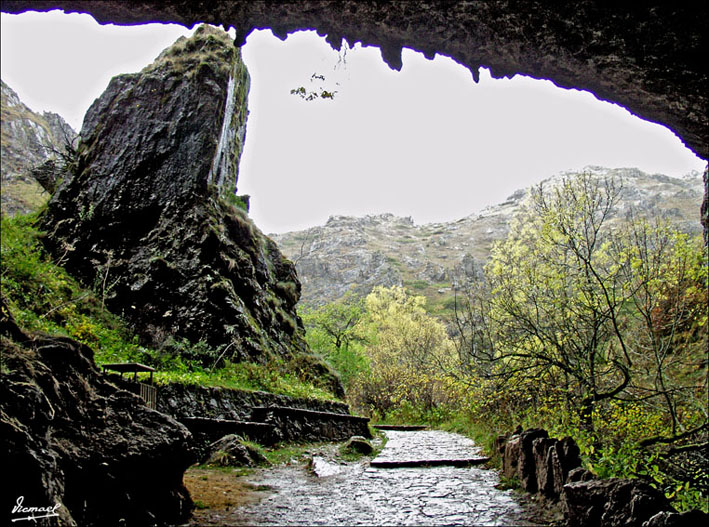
1;11;705;234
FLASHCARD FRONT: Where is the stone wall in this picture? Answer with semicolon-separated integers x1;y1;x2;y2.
496;428;708;527
156;382;370;457
157;382;350;420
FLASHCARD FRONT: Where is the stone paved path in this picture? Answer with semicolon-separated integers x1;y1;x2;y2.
190;430;543;526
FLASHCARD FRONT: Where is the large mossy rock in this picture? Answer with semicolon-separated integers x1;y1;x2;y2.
40;26;336;388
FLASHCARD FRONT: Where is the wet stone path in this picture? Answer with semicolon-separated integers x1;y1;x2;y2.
190;430;543;526
371;430;489;467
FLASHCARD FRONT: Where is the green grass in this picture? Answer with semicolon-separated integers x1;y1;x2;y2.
0;178;49;216
1;212;337;401
262;442;318;466
155;360;336;401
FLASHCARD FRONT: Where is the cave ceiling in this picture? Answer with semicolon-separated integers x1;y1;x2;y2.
1;1;706;161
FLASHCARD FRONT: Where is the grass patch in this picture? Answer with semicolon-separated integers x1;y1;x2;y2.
262;442;321;466
0;178;49;216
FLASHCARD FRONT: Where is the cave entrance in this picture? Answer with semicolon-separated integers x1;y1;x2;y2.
1;11;704;239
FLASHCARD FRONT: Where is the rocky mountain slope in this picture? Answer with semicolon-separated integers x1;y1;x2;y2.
1;79;76;215
272;167;705;309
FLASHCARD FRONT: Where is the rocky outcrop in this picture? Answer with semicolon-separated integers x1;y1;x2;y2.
501;428;551;493
206;434;268;467
38;26;335;386
0;300;196;527
497;428;709;527
275;169;705;307
643;510;709;527
562;478;671;527
275;214;406;307
1;80;76;216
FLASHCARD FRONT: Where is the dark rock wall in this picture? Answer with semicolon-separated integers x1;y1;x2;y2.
38;26;315;365
0;302;196;527
562;478;671;527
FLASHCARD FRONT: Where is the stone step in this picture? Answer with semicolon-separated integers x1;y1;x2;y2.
177;417;278;445
373;424;427;431
371;430;489;469
370;457;490;468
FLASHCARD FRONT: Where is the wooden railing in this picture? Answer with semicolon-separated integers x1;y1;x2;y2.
138;383;157;409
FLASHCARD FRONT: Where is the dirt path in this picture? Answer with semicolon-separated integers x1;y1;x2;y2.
185;430;556;526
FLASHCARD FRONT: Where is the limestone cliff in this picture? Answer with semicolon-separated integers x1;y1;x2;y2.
0;80;76;215
273;168;705;309
40;26;326;381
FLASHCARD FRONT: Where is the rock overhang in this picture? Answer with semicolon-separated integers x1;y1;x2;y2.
1;0;706;162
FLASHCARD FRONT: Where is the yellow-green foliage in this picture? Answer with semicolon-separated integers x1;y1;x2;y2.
305;174;707;511
302;286;464;422
452;174;708;512
1;212;146;362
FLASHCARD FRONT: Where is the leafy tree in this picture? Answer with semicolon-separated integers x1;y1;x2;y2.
452;173;708;506
300;292;369;387
479;174;634;430
350;286;458;420
613;219;708;444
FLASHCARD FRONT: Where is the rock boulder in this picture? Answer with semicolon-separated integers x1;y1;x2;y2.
562;478;672;527
206;434;268;467
0;300;196;527
38;26;340;392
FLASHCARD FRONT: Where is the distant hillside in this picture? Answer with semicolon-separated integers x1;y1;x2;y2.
1;79;76;216
272;167;705;310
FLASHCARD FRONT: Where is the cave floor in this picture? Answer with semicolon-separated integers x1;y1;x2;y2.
183;430;560;526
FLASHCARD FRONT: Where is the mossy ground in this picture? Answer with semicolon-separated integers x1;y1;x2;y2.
184;467;269;512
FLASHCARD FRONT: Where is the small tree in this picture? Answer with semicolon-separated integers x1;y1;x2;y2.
350;286;458;420
300;292;369;387
480;174;634;431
